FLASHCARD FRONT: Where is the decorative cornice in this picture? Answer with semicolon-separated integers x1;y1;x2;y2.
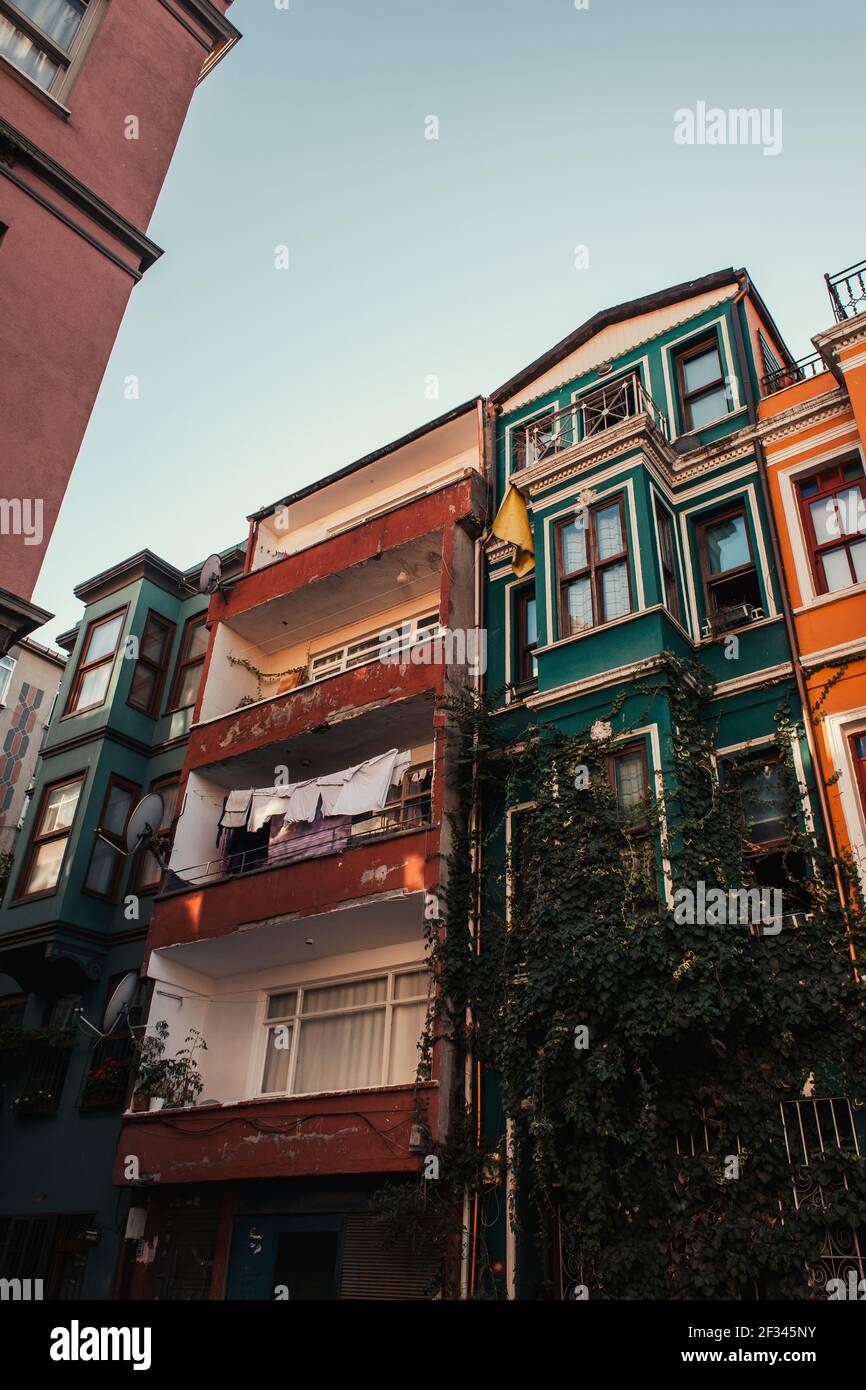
757;393;854;449
0;116;162;279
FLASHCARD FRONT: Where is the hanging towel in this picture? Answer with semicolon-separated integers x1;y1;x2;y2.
249;785;293;833
219;790;252;829
281;778;327;824
326;748;403;817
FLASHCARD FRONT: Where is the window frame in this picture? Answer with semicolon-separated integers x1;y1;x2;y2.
63;606;127;717
514;585;538;688
849;732;866;818
0;652;16;706
132;775;181;894
674;332;730;433
696;504;760;625
126;610;176;718
14;771;85;902
606;742;651;834
166;615;208;714
734;752;790;852
82;774;140;903
257;966;430;1099
0;0;104;103
555;492;633;639
796;458;866;597
655;501;682;624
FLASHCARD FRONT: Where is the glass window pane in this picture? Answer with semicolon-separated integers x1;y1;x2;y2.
601;562;630;620
682;346;721;394
810;497;843;546
594;503;624;560
174;665;202;710
843;460;864;481
85;614;123;665
560;522;587;574
854;733;866;760
851;540;866;584
688;385;729;429
835;487;866;537
0;14;60;87
129;663;157;708
102;783;135;838
301;978;386;1014
261;1024;291;1092
76;663;112;709
388;1001;427;1084
266;992;297;1019
294;1010;385;1093
186;623;209;661
614;751;646;812
799;477;819;499
26;839;66;894
141;621;169;663
16;0;86;49
525;597;537;646
705;513;749;575
564;577;593;634
85;839;119;896
394;970;429;1000
741;763;787;843
821;547;853;593
42;781;81;834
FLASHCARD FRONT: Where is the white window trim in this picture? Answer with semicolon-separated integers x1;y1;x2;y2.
677;482;776;639
250;964;430;1101
821;707;866;892
0;653;16;707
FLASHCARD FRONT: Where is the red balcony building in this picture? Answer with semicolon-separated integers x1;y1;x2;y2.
114;400;487;1300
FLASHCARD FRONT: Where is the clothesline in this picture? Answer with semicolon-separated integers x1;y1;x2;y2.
219;749;412;834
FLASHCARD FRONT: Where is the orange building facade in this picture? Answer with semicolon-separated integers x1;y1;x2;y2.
759;260;866;897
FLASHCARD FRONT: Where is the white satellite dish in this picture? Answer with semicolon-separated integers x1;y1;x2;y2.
78;969;141;1040
126;792;165;854
103;971;140;1035
199;553;222;594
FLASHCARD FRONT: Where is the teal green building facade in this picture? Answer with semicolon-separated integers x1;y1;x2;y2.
0;545;243;1299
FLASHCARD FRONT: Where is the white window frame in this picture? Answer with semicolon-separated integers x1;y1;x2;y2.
308;610;440;682
0;654;16;706
255;966;431;1099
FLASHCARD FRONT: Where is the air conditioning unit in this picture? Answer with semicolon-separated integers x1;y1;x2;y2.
703;604;763;639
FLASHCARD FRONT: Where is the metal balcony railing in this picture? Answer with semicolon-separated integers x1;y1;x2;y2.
170;764;434;889
826;259;866;322
760;353;825;397
514;375;670;473
13;1040;73;1117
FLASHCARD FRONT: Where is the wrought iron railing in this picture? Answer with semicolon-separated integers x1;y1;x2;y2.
760;353;825;397
826;259;866;322
79;1035;137;1111
780;1095;865;1297
515;376;669;472
13;1040;73;1117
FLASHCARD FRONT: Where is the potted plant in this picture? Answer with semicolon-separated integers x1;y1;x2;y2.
132;1019;170;1111
132;1022;208;1110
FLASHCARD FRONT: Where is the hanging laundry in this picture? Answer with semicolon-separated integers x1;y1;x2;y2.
219;790;252;829
324;748;408;817
248;785;293;833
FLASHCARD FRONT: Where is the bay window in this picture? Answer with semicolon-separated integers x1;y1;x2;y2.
514;586;538;688
168;616;208;712
697;506;761;629
259;969;430;1097
555;494;632;637
675;334;730;431
65;609;126;715
655;502;682;624
83;776;139;900
127;611;176;717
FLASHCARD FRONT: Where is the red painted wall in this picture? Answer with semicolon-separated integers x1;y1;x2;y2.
0;0;236;600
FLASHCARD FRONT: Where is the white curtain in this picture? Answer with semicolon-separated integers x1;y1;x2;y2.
294;1009;385;1094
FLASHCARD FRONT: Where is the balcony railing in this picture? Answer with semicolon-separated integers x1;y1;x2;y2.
514;375;670;473
760;353;825;397
171;764;434;889
13;1040;73;1117
826;259;866;322
79;1035;137;1111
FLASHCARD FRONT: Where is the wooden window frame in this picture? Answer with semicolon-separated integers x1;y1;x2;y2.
796;458;866;596
734;753;789;852
514;585;538;688
64;607;127;716
849;732;866;818
606;742;651;833
696;504;759;621
166;615;208;714
0;0;105;104
126;610;176;718
555;493;632;639
655;502;681;624
132;775;181;893
82;774;140;903
14;771;85;903
674;333;729;433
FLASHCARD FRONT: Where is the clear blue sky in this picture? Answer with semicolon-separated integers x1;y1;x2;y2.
33;0;866;643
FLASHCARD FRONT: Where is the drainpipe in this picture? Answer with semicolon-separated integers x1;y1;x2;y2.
731;278;851;924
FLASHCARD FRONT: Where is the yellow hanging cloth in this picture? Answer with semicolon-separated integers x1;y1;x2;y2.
491;484;535;578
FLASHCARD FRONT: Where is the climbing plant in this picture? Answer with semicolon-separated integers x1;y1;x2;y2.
386;654;866;1300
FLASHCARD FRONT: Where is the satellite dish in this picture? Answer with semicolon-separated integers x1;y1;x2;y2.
126;792;165;854
199;553;222;594
103;971;140;1035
